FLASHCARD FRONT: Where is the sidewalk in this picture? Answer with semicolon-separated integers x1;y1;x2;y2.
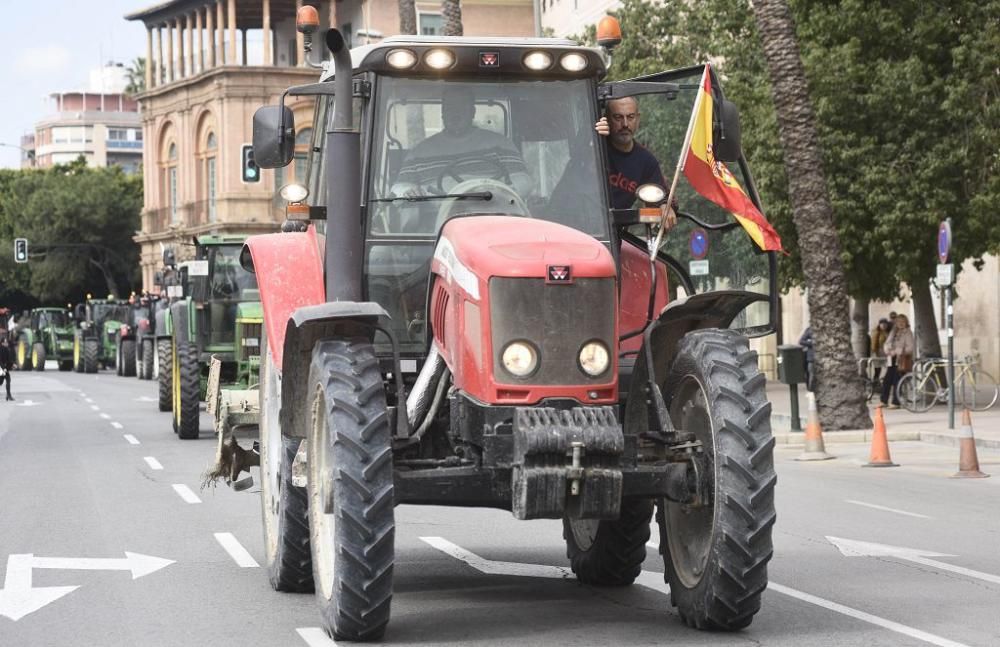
765;380;1000;451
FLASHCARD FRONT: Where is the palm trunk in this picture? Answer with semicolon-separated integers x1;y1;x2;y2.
910;279;942;359
441;0;463;36
751;0;871;430
399;0;417;35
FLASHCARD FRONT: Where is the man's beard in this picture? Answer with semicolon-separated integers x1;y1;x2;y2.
611;130;633;148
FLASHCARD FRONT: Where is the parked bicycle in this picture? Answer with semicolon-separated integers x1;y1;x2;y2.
858;356;887;402
897;354;999;412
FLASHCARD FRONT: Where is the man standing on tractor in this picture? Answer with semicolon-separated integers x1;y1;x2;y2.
596;96;678;228
0;337;15;401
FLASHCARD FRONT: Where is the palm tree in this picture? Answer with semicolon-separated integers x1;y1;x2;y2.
751;0;871;430
125;57;146;96
442;0;463;36
399;0;416;34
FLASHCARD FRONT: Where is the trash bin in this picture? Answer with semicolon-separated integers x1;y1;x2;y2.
777;344;807;385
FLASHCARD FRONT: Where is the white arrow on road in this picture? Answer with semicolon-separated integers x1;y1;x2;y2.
827;536;1000;585
14;400;42;407
0;552;174;621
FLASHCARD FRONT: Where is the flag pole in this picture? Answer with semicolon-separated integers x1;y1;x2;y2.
650;63;710;260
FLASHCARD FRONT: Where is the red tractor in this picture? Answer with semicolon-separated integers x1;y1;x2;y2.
241;10;776;641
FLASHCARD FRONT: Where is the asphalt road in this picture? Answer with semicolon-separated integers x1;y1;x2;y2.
1;367;999;647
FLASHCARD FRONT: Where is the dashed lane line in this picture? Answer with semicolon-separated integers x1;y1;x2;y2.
111;422;123;429
143;456;163;470
297;628;338;646
99;413;111;419
90;405;100;411
845;499;932;519
214;533;260;568
123;434;140;445
421;537;971;647
172;484;201;504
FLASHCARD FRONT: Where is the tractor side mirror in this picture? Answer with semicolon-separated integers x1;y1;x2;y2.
252;105;295;169
74;304;85;321
713;99;742;162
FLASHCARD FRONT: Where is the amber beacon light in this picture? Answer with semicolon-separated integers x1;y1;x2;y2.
596;16;622;50
296;5;320;34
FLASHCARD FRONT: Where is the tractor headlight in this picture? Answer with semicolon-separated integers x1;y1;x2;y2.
578;341;610;377
501;341;538;377
386;49;418;69
523;51;553;71
636;183;666;205
559;52;588;72
425;49;456;70
279;182;309;203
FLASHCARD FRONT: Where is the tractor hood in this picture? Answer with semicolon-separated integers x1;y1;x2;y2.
236;301;263;321
433;216;615;298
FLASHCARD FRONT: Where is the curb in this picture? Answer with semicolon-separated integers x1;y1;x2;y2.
773;430;920;445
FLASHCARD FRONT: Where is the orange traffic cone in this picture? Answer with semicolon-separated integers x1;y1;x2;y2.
796;392;834;461
864;406;898;467
952;409;990;479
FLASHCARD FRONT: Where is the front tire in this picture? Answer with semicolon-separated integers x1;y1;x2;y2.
307;339;395;641
260;327;313;592
172;341;200;439
32;342;46;371
83;339;99;373
121;340;137;377
659;329;776;631
157;339;172;411
16;338;32;370
73;334;83;373
563;498;653;585
140;340;155;380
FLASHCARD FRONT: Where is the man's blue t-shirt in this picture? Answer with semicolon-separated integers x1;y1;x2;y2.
606;142;666;209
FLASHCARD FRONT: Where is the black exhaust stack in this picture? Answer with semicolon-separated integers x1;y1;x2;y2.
324;29;362;303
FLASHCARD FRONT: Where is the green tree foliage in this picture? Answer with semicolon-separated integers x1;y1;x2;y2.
125;57;146;96
0;158;142;305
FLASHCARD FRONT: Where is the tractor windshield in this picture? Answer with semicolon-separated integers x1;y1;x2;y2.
38;311;69;329
92;304;129;326
366;76;608;352
207;246;259;302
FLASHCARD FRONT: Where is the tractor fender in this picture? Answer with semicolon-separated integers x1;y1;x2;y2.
155;307;171;339
622;290;768;436
279;302;392;438
240;228;324;372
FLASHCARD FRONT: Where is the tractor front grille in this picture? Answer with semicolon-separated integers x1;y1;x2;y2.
239;322;262;362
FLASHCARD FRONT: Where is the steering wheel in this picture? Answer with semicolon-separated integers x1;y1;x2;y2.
435;179;529;229
434;151;513;195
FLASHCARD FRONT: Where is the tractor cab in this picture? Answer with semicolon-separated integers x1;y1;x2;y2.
244;12;778;640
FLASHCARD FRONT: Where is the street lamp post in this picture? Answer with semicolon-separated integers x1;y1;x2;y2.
0;142;36;167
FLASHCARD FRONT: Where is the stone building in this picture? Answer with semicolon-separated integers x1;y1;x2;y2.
127;0;533;291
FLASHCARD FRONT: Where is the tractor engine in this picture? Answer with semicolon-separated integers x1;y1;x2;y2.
417;215;624;520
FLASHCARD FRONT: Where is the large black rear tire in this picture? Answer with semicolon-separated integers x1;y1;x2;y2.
157;339;172;411
658;329;776;631
83;339;99;374
173;341;201;439
307;339;395;641
121;340;137;377
260;327;314;592
139;339;155;380
563;498;653;586
73;334;83;373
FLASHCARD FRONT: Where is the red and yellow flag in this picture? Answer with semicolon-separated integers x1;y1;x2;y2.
683;66;783;252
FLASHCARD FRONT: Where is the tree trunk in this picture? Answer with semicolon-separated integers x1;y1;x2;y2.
441;0;463;36
398;0;417;35
89;257;119;299
751;0;871;430
851;298;869;363
910;280;942;359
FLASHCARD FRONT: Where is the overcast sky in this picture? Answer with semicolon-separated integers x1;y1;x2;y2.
0;0;148;168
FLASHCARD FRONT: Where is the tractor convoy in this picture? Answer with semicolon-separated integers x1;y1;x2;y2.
12;12;780;643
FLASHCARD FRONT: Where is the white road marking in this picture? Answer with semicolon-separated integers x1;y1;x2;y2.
214;533;259;568
424;537;971;647
134;396;157;403
768;583;970;647
89;405;100;411
296;627;338;646
14;400;41;407
111;422;123;429
172;484;201;504
828;536;1000;585
123;434;140;445
143;457;163;470
84;398;93;403
845;500;931;519
99;413;111;420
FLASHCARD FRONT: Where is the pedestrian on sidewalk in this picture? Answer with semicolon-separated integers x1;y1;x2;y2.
870;318;891;383
0;337;14;401
880;313;914;409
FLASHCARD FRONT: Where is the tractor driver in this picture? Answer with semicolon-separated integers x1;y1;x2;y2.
595;96;678;229
391;87;533;201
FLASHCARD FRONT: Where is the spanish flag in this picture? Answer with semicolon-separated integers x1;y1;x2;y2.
682;65;783;252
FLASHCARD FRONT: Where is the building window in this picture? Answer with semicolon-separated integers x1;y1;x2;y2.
205;132;217;222
109;128;128;141
135;129;143;142
166;142;178;223
418;13;443;36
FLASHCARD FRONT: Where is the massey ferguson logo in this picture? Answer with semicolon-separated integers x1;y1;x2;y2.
547;265;572;283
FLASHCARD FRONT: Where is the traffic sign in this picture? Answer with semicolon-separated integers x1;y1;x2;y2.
689;227;709;259
937;221;951;264
936;263;954;287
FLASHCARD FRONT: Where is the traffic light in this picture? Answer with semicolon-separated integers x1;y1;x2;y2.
241;144;260;183
14;238;27;263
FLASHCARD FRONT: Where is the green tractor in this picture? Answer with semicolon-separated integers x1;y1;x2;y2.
167;235;262;439
13;307;75;371
73;298;131;373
